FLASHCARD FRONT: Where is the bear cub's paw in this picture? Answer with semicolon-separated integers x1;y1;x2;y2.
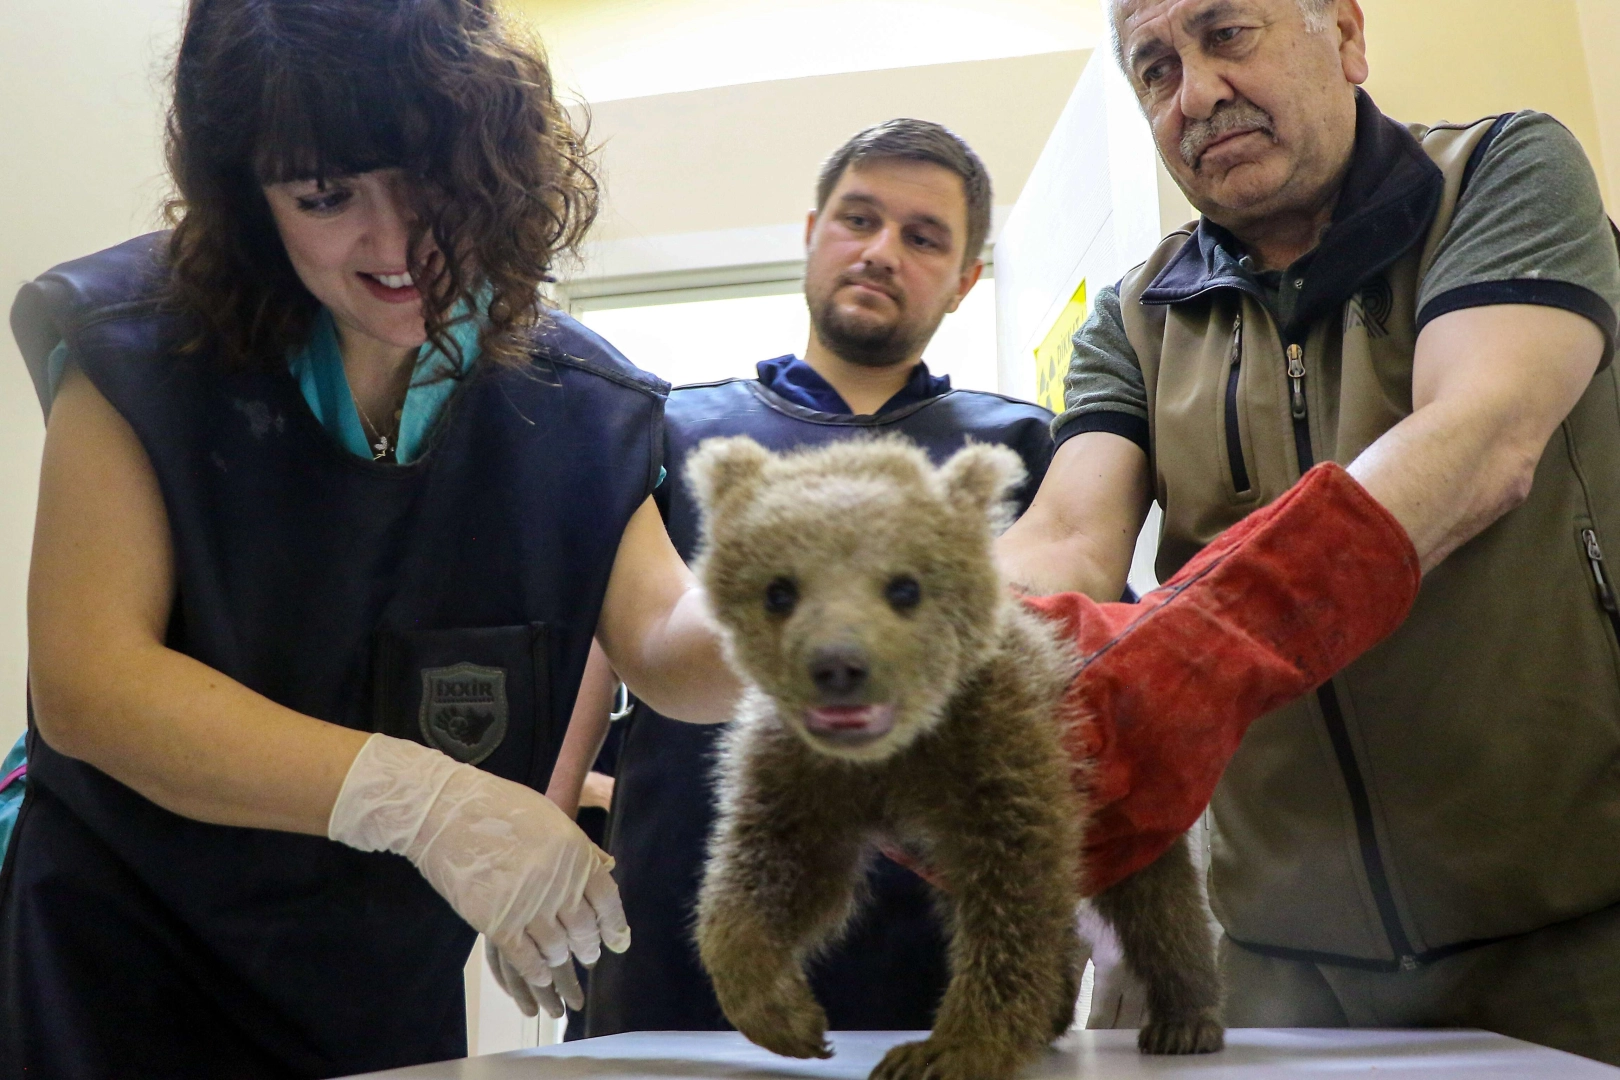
872;1037;1023;1080
721;976;832;1061
1138;1011;1225;1055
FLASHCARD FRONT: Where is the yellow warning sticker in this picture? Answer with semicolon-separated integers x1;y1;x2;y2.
1034;280;1088;414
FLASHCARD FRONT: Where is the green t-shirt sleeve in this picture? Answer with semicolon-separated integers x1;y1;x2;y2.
1051;282;1150;453
1419;111;1620;363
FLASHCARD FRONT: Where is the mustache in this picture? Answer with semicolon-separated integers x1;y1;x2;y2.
837;269;903;305
1180;102;1276;169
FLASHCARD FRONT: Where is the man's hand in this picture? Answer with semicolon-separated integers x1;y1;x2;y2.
581;771;616;812
996;431;1152;600
1349;304;1605;572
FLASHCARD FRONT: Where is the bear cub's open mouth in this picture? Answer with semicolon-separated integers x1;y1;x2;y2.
802;704;896;746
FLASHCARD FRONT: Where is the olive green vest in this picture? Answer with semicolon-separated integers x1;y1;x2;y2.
1122;115;1620;968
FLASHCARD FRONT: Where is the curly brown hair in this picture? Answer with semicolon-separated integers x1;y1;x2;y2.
164;0;598;371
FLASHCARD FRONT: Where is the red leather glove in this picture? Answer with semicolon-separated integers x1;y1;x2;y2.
1024;462;1420;896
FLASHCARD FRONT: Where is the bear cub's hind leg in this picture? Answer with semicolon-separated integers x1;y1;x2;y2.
1092;833;1225;1055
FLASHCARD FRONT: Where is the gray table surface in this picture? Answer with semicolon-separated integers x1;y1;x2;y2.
348;1028;1620;1079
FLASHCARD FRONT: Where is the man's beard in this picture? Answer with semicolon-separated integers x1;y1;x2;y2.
810;278;943;369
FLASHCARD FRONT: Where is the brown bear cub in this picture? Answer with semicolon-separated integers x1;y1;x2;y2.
688;436;1223;1080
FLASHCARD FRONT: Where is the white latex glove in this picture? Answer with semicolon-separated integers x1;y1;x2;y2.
329;734;630;1008
486;938;588;1019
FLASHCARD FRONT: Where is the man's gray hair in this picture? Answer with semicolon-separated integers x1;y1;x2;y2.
1110;0;1337;67
1298;0;1335;32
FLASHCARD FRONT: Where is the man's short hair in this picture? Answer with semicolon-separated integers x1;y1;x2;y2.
815;119;994;267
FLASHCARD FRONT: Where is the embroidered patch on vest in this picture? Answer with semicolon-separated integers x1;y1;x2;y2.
419;662;508;765
1345;280;1394;339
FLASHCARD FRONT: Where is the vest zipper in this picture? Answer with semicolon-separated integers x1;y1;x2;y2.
1582;529;1620;643
1224;314;1251;494
1286;336;1417;969
1285;343;1313;477
1287;344;1308;419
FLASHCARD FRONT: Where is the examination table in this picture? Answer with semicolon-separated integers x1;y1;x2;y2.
348;1028;1620;1078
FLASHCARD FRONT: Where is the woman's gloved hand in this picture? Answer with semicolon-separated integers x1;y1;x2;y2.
327;734;630;1011
485;938;588;1019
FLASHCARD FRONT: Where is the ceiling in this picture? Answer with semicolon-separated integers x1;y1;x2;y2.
501;0;1107;102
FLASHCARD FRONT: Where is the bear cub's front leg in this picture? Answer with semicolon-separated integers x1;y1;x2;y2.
695;746;866;1061
698;910;833;1061
871;789;1085;1080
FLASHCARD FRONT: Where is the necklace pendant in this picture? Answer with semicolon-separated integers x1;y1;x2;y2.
373;434;392;461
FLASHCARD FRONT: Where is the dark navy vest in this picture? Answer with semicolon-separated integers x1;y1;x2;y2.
586;376;1054;1037
1;233;665;1078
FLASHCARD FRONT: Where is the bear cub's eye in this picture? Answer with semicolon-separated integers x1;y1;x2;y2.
763;577;799;616
885;575;922;612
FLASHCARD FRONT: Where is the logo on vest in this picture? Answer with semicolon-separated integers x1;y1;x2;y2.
1345;279;1393;339
419;663;508;765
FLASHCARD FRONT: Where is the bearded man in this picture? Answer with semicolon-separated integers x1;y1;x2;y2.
999;0;1620;1061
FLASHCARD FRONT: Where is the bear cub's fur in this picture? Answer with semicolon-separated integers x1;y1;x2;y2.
689;436;1223;1080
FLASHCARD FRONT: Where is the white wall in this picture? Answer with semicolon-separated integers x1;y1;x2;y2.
993;52;1189;595
994;53;1169;405
0;0;184;750
563;52;1088;297
1579;0;1620;215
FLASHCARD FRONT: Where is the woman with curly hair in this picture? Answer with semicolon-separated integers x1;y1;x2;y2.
0;2;737;1076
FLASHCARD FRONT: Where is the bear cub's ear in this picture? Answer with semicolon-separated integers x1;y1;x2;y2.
938;443;1026;521
687;436;773;516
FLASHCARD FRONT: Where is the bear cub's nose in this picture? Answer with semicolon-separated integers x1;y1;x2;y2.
809;644;870;699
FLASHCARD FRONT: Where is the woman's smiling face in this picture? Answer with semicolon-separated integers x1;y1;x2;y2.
262;168;438;356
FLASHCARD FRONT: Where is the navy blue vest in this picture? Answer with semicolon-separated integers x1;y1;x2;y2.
0;233;666;1078
586;376;1054;1038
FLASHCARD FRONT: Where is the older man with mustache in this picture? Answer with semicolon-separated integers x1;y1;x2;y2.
999;0;1620;1063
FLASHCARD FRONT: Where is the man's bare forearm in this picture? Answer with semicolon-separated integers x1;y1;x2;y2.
996;431;1152;600
1349;305;1604;573
1347;398;1537;574
997;523;1129;600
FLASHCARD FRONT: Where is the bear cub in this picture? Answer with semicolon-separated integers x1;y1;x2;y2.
689;436;1223;1080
